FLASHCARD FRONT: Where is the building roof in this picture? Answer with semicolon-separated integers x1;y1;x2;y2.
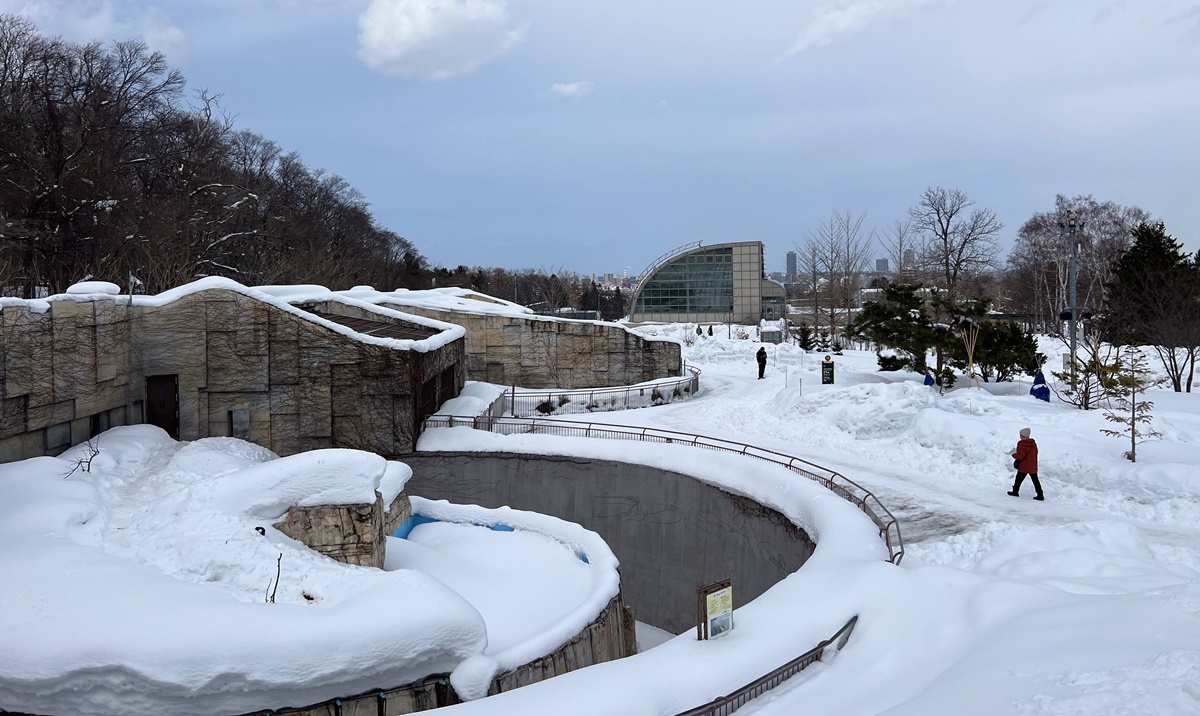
307;310;440;341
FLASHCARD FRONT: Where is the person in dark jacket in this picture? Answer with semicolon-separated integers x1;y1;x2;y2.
1008;427;1044;500
756;346;767;379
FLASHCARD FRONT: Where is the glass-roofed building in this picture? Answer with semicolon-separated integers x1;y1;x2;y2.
629;241;786;324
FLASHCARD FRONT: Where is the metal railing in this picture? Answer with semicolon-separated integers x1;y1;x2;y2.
498;365;702;418
675;616;858;716
635;240;703;286
420;415;904;565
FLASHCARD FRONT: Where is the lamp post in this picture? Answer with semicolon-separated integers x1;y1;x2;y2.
1062;209;1083;382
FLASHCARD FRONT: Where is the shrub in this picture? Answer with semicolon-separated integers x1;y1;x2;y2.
877;353;907;371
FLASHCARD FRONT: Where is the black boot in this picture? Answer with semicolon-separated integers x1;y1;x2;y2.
1007;490;1019;497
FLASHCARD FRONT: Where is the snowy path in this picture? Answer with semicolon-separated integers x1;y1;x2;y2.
560;358;1200;549
590;329;1200;715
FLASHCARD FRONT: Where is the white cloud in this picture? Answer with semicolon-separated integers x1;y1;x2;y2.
2;1;189;60
779;0;939;58
548;80;594;98
357;0;526;80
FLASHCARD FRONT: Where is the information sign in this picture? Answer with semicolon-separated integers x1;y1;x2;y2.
696;579;733;640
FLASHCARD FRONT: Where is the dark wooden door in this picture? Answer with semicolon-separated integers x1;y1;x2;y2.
145;375;180;438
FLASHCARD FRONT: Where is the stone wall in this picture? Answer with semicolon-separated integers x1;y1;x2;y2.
377;303;681;389
0;290;465;463
273;492;411;568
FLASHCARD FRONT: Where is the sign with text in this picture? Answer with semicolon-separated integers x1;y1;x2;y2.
821;360;835;385
697;579;733;640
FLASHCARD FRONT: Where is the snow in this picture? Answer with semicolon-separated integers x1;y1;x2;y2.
65;280;121;295
420;325;1200;715
435;381;507;417
5;315;1200;715
391;497;621;699
0;426;624;716
253;284;680;346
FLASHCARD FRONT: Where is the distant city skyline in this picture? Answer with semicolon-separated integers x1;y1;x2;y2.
7;1;1199;278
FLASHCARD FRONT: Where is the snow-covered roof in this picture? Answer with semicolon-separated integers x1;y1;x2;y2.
4;278;466;354
254;284;677;343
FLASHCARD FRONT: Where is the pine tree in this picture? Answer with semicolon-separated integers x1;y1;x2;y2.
848;283;937;371
793;321;816;350
956;321;1044;382
1101;350;1163;461
1104;222;1200;392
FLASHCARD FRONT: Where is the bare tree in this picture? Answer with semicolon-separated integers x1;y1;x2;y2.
879;219;919;283
796;210;873;338
1006;195;1151;334
908;187;1003;296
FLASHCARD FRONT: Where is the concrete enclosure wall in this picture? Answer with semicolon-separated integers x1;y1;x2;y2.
403;452;816;635
378;303;682;390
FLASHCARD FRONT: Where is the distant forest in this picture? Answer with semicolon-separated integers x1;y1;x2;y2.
0;16;627;318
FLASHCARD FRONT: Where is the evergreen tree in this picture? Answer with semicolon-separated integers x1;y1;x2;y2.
792;321;816;350
848;283;937;371
950;321;1044;382
1101;350;1163;462
1104;222;1200;392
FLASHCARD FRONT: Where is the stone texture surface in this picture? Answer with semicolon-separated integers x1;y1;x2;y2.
378;304;681;390
0;290;465;463
272;492;411;568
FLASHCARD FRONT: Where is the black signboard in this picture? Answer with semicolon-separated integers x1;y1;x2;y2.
821;361;835;385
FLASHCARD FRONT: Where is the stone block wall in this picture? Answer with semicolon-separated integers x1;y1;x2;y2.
0;289;465;463
273;492;411;568
0;298;140;463
377;303;681;389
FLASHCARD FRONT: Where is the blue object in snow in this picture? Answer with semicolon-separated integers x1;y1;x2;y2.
1030;370;1050;402
923;372;935;386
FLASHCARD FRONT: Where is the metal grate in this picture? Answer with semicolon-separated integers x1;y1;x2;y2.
309;311;439;341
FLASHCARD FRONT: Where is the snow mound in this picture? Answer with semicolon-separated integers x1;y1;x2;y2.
0;430;487;716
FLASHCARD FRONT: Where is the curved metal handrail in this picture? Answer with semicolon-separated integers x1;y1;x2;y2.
674;616;858;716
500;365;702;417
635;240;703;285
421;415;904;565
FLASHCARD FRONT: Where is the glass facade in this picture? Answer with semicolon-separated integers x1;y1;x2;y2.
633;248;734;315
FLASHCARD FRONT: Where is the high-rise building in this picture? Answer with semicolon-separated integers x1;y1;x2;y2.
786;251;797;283
876;258;889;273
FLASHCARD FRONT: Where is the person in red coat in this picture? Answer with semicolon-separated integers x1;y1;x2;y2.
1008;427;1044;500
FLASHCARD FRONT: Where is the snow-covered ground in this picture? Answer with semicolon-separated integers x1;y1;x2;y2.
5;321;1200;716
617;324;1200;715
0;429;619;715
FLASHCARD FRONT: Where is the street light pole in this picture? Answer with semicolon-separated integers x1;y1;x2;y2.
1066;209;1079;382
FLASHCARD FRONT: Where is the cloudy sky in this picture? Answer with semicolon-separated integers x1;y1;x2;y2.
7;0;1200;275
